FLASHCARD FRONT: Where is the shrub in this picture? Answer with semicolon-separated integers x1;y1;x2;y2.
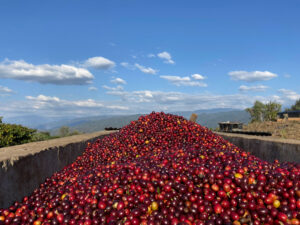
0;122;36;147
31;131;56;142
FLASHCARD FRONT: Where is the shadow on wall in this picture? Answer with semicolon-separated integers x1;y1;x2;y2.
0;132;113;209
218;132;300;164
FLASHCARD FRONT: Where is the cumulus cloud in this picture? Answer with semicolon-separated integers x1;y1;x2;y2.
1;93;132;118
4;88;300;119
278;89;300;101
157;51;175;64
191;74;205;80
83;56;115;70
239;85;269;92
105;90;156;103
102;85;124;91
160;75;207;87
0;85;13;95
106;88;300;113
26;95;61;105
228;70;277;82
104;89;259;112
88;86;98;91
0;59;94;85
161;75;189;83
111;77;126;85
25;95;128;111
251;89;300;106
135;63;157;75
106;105;129;110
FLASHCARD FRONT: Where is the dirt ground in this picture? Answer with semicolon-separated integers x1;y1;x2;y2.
243;120;300;141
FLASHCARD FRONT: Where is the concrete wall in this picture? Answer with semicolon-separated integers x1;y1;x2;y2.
217;132;300;163
0;131;116;209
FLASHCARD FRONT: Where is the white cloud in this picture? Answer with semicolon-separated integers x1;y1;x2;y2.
147;54;156;58
25;94;128;111
105;90;155;103
106;105;129;110
157;51;175;64
278;89;300;101
0;90;260;119
284;74;291;78
160;75;207;87
88;86;98;91
135;63;158;75
4;88;300;119
269;95;282;104
120;62;129;67
111;77;126;85
191;74;205;80
161;75;190;82
1;93;132;118
228;70;277;82
239;85;269;92
0;85;13;95
26;95;60;102
251;89;300;106
122;62;157;75
0;59;94;85
105;89;259;112
102;85;124;91
83;56;115;70
120;62;135;70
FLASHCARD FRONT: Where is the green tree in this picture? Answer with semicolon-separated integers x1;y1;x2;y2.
0;120;37;147
289;99;300;111
246;101;282;123
31;131;52;142
246;101;266;122
69;129;80;136
59;126;70;137
264;101;281;121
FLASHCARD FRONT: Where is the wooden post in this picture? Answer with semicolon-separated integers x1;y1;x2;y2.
189;113;198;123
283;113;288;122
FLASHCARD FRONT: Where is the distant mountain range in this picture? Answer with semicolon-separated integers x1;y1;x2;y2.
65;110;250;134
193;110;250;128
3;108;250;134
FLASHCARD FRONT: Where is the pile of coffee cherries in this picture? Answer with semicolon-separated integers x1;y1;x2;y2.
1;112;299;225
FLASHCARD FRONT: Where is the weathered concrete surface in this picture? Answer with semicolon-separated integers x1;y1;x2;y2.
0;131;117;209
217;132;300;163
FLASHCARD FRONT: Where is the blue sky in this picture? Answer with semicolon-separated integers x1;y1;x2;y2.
0;0;299;119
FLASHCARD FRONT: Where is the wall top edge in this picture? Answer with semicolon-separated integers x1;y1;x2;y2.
0;130;117;165
216;132;300;145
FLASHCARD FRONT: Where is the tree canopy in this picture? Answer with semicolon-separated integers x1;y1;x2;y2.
286;99;300;111
0;120;37;147
246;101;281;123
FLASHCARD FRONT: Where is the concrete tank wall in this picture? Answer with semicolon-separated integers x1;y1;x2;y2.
217;132;300;163
0;131;116;209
